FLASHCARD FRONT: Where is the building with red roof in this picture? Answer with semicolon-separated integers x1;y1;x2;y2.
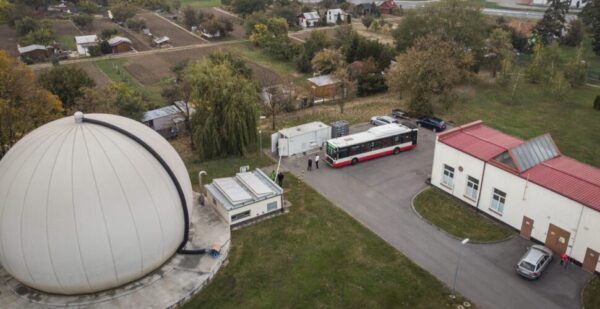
431;120;600;273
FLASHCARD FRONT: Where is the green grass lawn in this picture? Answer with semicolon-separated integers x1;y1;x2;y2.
57;35;75;50
232;42;311;82
94;59;164;105
185;172;473;308
442;81;600;168
414;188;515;242
583;276;600;309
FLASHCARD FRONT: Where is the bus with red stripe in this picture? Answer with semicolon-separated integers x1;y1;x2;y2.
325;123;417;167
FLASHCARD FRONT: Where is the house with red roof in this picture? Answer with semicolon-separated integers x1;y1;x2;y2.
431;120;600;273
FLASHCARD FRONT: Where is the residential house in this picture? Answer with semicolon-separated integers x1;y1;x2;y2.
17;44;55;61
326;9;348;24
107;36;133;54
75;35;97;56
377;0;398;14
430;120;600;273
153;36;170;48
354;3;376;16
307;74;341;100
298;12;320;28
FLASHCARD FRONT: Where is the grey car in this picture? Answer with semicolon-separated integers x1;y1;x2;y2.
516;245;553;279
370;116;398;126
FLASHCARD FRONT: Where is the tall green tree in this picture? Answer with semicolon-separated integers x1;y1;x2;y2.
295;30;330;72
39;65;96;111
562;18;584;46
311;48;346;75
533;0;569;44
563;45;588;86
525;42;563;83
385;35;473;115
580;0;600;55
391;0;487;52
485;28;513;77
0;51;63;158
231;0;268;16
183;54;259;159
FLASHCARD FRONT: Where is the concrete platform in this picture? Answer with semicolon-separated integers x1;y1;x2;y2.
0;193;230;309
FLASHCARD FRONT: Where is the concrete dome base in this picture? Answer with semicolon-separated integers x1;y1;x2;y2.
0;195;229;309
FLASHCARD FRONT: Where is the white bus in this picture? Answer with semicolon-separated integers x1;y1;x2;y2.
325;123;417;167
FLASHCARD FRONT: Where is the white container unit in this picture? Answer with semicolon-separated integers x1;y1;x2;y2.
271;121;331;157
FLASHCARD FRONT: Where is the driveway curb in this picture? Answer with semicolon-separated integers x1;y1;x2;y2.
410;186;517;245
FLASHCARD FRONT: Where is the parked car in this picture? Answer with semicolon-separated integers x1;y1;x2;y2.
516;245;553;279
370;116;398;126
391;108;410;120
416;116;446;132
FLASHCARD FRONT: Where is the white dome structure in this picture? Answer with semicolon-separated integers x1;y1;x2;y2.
0;113;194;295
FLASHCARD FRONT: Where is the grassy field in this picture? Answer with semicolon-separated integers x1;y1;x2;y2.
414;188;515;242
94;58;164;105
583;275;600;309
232;42;311;82
185;172;473;308
443;80;600;168
57;35;75;50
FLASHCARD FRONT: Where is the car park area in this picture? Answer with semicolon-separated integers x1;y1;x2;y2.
280;122;591;309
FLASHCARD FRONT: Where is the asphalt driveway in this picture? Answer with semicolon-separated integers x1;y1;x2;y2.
281;123;591;309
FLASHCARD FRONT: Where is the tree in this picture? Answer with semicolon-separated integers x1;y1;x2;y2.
580;0;600;55
110;83;148;120
549;68;570;102
73;86;119;115
391;0;487;52
202;15;233;37
231;0;269;16
0;51;63;158
485;28;513;77
78;0;98;14
564;45;588;86
311;48;346;74
110;2;136;23
125;18;147;31
72;14;93;31
332;67;355;114
385;35;473;115
533;0;569;44
19;27;54;46
272;4;301;27
362;15;374;28
99;28;118;40
295;30;330;72
208;50;252;78
182;6;200;29
39;65;96;111
525;42;563;83
562;19;583;47
183;54;259;159
355;58;387;96
15;16;39;36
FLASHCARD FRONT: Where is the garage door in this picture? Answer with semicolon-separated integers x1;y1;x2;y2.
583;248;599;273
544;224;571;254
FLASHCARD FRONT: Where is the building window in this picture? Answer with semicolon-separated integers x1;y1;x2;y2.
490;188;506;214
231;210;251;222
465;176;479;200
442;165;454;188
267;201;278;212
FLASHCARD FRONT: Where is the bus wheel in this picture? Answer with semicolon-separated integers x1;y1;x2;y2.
393;148;400;155
351;158;358;165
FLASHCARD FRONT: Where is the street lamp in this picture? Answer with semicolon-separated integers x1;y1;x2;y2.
198;171;207;191
451;238;470;299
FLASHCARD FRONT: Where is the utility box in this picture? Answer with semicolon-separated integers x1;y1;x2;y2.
330;120;349;138
271;121;331;156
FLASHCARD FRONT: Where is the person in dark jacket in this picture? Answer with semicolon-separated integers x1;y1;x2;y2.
307;158;312;171
277;172;284;187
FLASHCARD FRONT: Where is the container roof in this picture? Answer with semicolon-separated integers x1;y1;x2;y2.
108;36;132;46
18;44;50;54
142;105;183;122
75;35;97;44
279;121;330;138
438;120;600;212
206;169;282;210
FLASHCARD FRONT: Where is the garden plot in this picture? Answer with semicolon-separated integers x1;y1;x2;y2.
198;8;245;40
137;12;205;46
77;62;112;87
89;18;152;51
0;25;19;57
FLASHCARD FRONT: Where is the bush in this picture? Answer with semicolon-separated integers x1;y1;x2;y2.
594;96;600;110
72;14;93;30
100;40;112;54
126;18;147;31
88;45;102;57
100;28;118;40
361;15;374;28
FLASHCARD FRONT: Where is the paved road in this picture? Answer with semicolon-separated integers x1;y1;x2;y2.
281;124;590;309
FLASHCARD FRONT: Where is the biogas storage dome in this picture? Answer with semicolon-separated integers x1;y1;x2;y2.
0;113;194;295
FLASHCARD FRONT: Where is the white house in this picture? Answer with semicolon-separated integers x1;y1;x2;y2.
430;120;600;273
298;12;320;28
326;9;348;24
75;35;98;56
530;0;586;8
271;121;331;157
205;169;283;226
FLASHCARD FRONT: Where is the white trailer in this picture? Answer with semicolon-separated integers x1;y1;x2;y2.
271;121;331;156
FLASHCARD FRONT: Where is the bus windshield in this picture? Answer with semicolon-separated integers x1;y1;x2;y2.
326;142;337;159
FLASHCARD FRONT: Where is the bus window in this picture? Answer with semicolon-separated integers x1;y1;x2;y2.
338;148;348;158
401;133;412;143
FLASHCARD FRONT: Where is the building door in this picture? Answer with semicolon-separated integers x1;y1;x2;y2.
520;216;534;240
544;224;571;254
582;248;599;273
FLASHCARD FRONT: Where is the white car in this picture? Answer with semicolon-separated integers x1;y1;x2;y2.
370;116;398;126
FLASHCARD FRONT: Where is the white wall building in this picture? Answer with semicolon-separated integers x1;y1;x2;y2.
142;101;195;134
431;120;600;273
530;0;586;8
298;12;320;28
75;35;98;56
326;9;347;24
271;121;331;157
205;169;283;226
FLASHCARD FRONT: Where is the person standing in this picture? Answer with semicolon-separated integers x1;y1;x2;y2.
307;158;312;171
277;172;284;187
315;154;320;169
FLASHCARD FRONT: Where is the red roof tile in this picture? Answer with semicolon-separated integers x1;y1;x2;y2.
438;121;600;212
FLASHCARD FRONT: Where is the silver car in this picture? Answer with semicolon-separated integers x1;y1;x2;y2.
370;116;398;126
516;245;553;279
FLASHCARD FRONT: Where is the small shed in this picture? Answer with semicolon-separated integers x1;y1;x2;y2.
75;35;97;55
205;169;283;226
108;36;133;53
18;44;54;61
153;36;170;47
142;101;195;136
271;121;331;157
307;74;340;99
298;12;320;28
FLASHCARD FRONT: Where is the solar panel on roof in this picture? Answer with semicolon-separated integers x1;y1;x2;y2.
214;178;252;204
237;172;273;196
510;134;559;172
